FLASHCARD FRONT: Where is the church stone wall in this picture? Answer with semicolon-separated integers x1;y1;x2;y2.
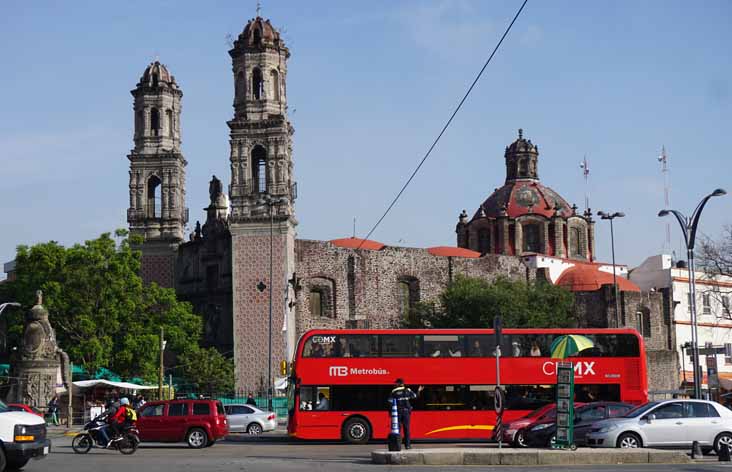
140;252;176;288
293;240;531;337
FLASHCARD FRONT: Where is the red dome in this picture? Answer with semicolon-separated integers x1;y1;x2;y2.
556;264;640;292
330;237;385;251
235;17;283;48
427;246;481;258
473;180;573;221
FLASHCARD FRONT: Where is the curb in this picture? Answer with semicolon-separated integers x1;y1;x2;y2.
371;448;692;466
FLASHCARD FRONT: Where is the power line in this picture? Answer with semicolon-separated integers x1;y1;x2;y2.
357;0;529;249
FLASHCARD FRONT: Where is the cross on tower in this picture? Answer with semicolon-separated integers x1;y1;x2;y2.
256;1;261;17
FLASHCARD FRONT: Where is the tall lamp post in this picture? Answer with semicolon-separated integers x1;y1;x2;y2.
597;211;625;328
659;188;727;399
0;302;21;316
256;194;288;412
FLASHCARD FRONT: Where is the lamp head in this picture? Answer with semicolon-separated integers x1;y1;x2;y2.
613;212;626;218
597;211;607;218
658;210;670;217
712;188;727;197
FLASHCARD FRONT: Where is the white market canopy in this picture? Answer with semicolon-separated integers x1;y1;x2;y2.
73;379;158;390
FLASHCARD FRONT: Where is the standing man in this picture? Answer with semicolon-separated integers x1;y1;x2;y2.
389;378;423;449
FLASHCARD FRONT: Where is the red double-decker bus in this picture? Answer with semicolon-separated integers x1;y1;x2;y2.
287;328;647;443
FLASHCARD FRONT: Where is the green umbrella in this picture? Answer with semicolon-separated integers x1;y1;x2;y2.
550;334;594;359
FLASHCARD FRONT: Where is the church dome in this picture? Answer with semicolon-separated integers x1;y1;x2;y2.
139;61;178;88
236;17;283;48
474;180;573;221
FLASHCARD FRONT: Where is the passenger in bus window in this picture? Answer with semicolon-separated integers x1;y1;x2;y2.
315;392;329;410
448;346;462;357
311;343;324;357
512;341;522;357
469;340;483;357
429;344;442;357
337;338;351;357
530;341;541;357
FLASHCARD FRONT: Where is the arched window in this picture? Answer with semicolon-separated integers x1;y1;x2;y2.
251;146;267;193
270;69;280;101
252;68;263;100
150;108;160;136
519;159;529;177
569;226;582;258
147;175;162;218
523;223;541;253
309;290;324;317
152;72;159;88
236;71;245;101
253;27;262;45
397;277;420;319
166;109;173;137
478;229;490;254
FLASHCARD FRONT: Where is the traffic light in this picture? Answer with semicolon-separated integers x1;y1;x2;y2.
280;360;288;376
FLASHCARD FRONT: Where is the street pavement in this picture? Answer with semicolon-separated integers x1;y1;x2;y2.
32;432;732;472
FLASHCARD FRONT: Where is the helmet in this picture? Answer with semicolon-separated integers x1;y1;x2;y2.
120;397;130;406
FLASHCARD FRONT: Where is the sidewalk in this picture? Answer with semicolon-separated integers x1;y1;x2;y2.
371;447;692;466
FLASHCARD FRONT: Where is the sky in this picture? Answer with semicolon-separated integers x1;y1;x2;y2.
1;0;730;276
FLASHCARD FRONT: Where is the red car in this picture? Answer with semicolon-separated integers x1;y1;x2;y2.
137;399;228;448
502;403;586;447
7;403;44;417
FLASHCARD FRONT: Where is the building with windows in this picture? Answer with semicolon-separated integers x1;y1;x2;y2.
124;14;677;395
631;254;732;390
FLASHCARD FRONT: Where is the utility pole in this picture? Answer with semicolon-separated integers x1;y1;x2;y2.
159;327;164;400
658;146;672;255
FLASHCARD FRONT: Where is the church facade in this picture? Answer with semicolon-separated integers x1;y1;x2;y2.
127;16;679;395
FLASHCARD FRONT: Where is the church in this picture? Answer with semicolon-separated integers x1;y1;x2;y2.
126;15;678;395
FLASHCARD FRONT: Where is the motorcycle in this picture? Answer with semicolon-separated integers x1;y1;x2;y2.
72;413;140;455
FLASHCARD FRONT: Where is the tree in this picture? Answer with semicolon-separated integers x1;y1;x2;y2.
698;224;732;319
177;347;234;395
403;275;575;329
0;230;202;381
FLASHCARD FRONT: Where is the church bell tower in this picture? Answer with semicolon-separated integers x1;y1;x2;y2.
127;61;188;287
227;16;297;394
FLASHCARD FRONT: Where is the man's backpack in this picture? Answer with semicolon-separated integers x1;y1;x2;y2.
125;406;137;422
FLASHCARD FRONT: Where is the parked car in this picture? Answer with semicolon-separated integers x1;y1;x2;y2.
524;402;634;447
137;399;228;448
0;400;51;470
224;404;276;435
586;399;732;452
503;404;557;447
7;403;44;418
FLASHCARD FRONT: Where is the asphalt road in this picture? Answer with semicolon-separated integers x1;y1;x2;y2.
28;434;732;472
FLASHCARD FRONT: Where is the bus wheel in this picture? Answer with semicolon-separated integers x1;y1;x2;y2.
342;417;371;444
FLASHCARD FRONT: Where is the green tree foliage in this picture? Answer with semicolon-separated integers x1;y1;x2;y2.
403;275;575;329
178;347;235;394
0;230;202;381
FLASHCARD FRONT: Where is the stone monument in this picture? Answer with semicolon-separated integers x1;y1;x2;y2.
8;291;71;412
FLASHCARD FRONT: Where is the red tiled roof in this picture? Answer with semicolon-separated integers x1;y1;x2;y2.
427;246;481;258
329;237;385;251
555;264;640;292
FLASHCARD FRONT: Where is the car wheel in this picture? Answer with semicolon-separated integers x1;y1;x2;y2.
0;448;7;472
5;457;27;471
342;417;371;444
247;423;263;435
186;428;208;448
514;430;528;448
616;432;642;448
714;432;732;454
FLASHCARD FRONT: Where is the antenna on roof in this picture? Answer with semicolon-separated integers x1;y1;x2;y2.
352;217;356;238
579;155;590;210
658;146;673;256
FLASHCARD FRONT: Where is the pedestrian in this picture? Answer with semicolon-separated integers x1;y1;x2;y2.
388;378;423;449
246;392;257;406
47;394;60;426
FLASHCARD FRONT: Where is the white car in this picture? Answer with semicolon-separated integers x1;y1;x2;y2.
0;400;51;470
586;399;732;452
224;404;277;435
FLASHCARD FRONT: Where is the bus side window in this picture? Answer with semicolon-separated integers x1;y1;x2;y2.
381;335;421;357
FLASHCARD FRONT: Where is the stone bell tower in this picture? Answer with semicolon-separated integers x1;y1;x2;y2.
227;16;297;394
127;61;188;287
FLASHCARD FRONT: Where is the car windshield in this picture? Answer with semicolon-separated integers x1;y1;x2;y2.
525;405;549;418
624;402;659;418
0;401;9;413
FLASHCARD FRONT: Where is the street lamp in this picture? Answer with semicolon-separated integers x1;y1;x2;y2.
597;211;626;328
256;194;288;412
0;303;21;316
659;188;727;399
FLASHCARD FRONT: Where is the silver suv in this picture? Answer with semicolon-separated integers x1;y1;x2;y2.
586;399;732;452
